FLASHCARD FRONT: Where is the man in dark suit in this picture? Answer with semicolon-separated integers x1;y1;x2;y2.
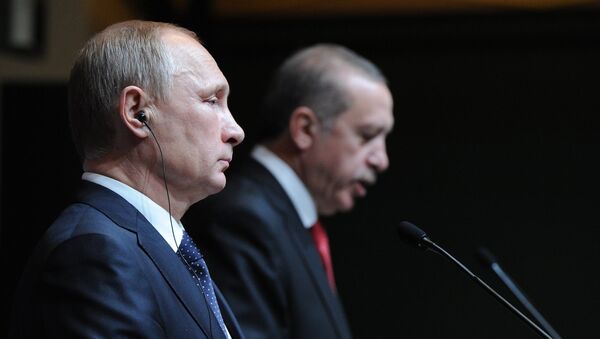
10;20;245;338
192;44;394;339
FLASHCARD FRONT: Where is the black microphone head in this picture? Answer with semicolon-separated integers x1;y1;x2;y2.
477;247;499;267
397;221;428;250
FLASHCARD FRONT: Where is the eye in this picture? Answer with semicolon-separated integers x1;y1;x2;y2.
360;132;377;143
205;97;218;105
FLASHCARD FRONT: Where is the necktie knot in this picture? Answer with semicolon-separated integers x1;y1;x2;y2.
178;232;204;264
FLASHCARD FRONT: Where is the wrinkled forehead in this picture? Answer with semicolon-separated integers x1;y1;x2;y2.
161;30;229;93
338;74;394;131
161;30;216;71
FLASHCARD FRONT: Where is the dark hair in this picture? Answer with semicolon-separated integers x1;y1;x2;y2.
257;43;386;142
68;20;198;161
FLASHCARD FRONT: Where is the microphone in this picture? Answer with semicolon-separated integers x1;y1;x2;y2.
478;247;562;339
396;221;553;339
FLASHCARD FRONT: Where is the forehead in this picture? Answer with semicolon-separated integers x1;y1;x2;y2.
336;74;394;131
161;30;228;92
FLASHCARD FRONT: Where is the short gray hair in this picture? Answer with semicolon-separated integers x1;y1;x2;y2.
258;43;387;142
68;20;199;160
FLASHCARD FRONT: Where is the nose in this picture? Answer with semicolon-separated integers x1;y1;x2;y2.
222;109;245;147
367;139;389;172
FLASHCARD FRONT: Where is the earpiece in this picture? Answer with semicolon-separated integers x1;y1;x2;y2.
133;104;208;329
133;104;212;333
135;111;147;124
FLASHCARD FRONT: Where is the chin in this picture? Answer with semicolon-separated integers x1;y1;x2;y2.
211;182;227;194
203;179;227;196
338;203;354;213
338;193;356;211
319;201;353;216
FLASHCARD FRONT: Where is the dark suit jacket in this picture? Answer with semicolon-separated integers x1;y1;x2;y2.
11;181;244;339
191;158;352;339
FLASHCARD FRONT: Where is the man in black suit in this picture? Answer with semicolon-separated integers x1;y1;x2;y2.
11;20;246;338
193;44;394;339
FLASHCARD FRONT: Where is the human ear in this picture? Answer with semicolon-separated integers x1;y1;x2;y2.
119;86;150;138
289;106;319;150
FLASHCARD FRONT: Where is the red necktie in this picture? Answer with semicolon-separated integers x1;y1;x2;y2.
310;220;337;291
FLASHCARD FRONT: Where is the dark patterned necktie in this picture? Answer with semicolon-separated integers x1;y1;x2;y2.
310;220;337;291
177;231;228;337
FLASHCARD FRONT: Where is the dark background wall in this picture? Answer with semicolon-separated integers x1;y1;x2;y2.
3;7;600;338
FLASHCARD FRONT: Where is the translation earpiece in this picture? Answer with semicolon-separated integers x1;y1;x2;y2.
135;111;148;124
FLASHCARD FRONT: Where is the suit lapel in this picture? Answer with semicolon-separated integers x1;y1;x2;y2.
214;284;245;339
245;160;350;338
137;225;225;339
284;214;350;339
76;181;224;339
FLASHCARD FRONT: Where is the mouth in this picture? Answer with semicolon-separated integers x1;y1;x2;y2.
219;157;231;171
352;181;368;197
353;177;376;197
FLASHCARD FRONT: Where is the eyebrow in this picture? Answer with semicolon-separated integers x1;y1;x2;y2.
359;123;393;135
222;85;230;97
205;83;229;97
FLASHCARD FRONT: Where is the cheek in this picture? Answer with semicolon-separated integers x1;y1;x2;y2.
332;153;363;181
190;119;220;150
311;140;361;187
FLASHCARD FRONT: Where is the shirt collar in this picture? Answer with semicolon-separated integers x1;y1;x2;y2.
82;172;184;252
251;145;317;228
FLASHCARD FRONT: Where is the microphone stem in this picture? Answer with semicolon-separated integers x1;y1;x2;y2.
491;264;562;339
422;238;553;339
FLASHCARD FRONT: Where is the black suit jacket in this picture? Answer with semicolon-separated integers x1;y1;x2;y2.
11;181;244;339
191;158;352;339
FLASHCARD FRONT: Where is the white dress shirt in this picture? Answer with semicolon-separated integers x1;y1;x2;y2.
251;145;318;229
82;172;232;338
82;172;184;252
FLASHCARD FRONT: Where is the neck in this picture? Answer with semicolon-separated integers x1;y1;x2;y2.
84;155;189;220
262;137;308;185
263;138;294;166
